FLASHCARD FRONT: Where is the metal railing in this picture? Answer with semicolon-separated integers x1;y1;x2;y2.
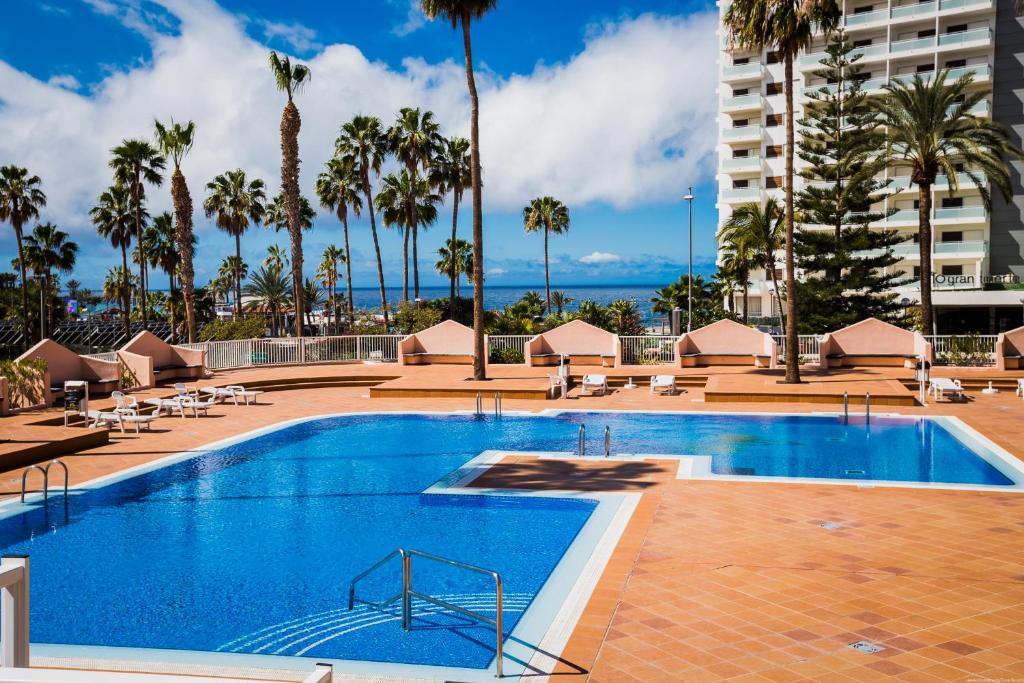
619;336;677;365
177;335;404;371
925;335;999;365
773;335;823;363
348;548;505;677
81;351;118;362
487;335;532;362
20;460;68;503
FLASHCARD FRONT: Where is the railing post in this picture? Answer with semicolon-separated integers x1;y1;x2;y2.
494;573;504;678
401;552;412;632
1;555;29;668
357;336;363;361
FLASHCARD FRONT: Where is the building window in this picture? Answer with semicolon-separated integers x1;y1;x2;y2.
766;51;782;64
942;231;964;242
918;29;936;38
766;82;783;96
913;266;921;278
853;38;872;48
766;114;783;127
853;5;874;13
734;56;750;65
733;149;751;158
942;265;964;276
766;145;783;158
942;197;964;208
946;24;967;34
765;176;784;189
945;59;967;69
733;179;750;189
733;118;749;128
916;63;934;73
733;87;749;96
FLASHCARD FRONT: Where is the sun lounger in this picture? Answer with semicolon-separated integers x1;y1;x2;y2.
225;385;263;405
179;394;217;417
87;410;125;433
1017;378;1024;398
115;407;160;433
580;374;609;397
929;377;965;402
650;375;677;395
144;397;188;418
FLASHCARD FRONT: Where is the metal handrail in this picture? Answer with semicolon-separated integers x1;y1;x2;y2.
19;459;69;503
494;392;502;417
20;466;45;503
604;426;611;457
578;424;586;456
475;392;483;415
347;548;506;677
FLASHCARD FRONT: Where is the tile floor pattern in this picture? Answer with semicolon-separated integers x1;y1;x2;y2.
2;362;1024;681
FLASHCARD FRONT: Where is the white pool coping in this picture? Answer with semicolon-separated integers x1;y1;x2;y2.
3;407;1022;681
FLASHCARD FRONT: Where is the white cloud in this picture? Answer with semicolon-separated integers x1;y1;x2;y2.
489;267;508;276
579;251;622;265
46;74;81;90
390;0;428;37
256;19;321;54
0;0;717;284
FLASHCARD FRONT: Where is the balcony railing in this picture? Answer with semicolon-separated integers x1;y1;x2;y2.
934;206;986;221
938;0;992;9
935;172;987;189
722;93;763;111
947;64;991;82
887;209;919;223
722;125;762;141
800;43;886;67
938;27;992;48
722;156;762;171
890;35;937;54
844;8;888;26
891;0;938;20
723;62;762;80
934;240;988;255
721;186;762;201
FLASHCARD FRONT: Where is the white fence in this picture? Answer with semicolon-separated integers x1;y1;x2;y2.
619;336;678;365
773;335;823;364
487;335;532;361
178;336;404;371
81;351;118;363
925;335;999;365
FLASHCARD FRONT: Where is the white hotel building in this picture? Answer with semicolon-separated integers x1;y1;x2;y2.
716;0;1024;334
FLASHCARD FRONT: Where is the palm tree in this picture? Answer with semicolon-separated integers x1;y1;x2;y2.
336;115;390;327
550;290;574;315
91;184;139;340
435;238;473;298
718;199;786;327
873;71;1022;335
316;157;363;327
204;169;267;316
109;139;166;330
724;0;840;382
268;51;311;337
303;277;324;329
243;265;291;337
22;222;77;337
266;193;316;233
318;245;346;334
378;171;440;301
719;236;755;325
0;166;47;344
430;136;472;318
154;118;198;342
103;267;136;321
389;108;443;301
144;212;182;341
264;244;289;271
523;196;570;313
219;256;248;311
421;0;497;380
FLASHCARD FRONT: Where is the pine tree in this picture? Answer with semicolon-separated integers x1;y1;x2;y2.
795;30;910;332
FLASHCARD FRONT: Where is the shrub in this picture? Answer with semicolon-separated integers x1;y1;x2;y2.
0;358;47;409
939;333;989;367
197;317;268;342
489;347;524;364
391;302;443;335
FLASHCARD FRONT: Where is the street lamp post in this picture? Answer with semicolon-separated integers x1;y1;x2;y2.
683;188;694;333
35;275;46;341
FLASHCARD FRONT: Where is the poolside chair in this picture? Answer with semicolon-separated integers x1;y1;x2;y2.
548;374;568;399
225;385;263;405
87;410;125;433
929;377;965;402
179;394;217;418
1017;379;1024;398
111;390;138;411
114;406;160;433
173;383;192;397
580;374;609;397
650;375;677;395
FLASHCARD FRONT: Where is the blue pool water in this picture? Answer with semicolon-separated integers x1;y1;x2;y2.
0;411;1012;672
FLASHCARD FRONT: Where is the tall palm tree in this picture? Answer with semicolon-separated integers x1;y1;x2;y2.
110;139;166;330
302;277;324;329
719;236;755;324
219;256;248;310
264;244;289;271
435;238;473;298
103;267;136;321
154;118;198;342
378;171;440;301
336;115;390;327
144;212;182;341
91;184;138;340
268;51;311;337
873;71;1021;335
316;157;363;327
724;0;840;382
523;196;570;313
550;290;574;316
243;265;291;337
389;108;443;301
22;222;77;337
266;193;315;232
718;199;787;328
430;136;472;317
318;245;346;334
0;166;47;344
421;0;497;380
204;169;267;316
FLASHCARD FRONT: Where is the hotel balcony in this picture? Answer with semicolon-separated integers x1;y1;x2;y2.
800;43;886;69
934;206;987;223
854;240;988;261
892;64;991;87
722;62;762;83
938;27;992;50
799;27;992;71
722;125;762;144
841;0;993;31
720;186;763;203
890;172;988;194
721;156;762;173
722;93;763;114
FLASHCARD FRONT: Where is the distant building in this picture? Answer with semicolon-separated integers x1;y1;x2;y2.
716;0;1024;333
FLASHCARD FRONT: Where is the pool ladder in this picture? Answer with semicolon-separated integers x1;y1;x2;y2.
348;548;505;678
475;392;503;417
577;425;612;457
20;459;69;503
842;392;871;425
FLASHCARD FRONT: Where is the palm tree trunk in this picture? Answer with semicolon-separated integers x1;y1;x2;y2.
918;182;934;335
402;223;410;303
767;255;785;331
281;100;304;338
234;234;243;319
742;273;749;325
168;271;176;344
413;224;420;300
133;177;149;331
364;175;389;328
342;214;354;331
171;168;197;343
449;191;460;319
543;225;551;314
120;245;131;342
462;13;486;381
13;221;30;347
783;53;800;383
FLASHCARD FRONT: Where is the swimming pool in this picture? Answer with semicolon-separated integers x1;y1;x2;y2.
1;410;1019;679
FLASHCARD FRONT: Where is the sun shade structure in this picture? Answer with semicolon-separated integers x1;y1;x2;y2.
675;319;777;368
526;320;617;367
996;325;1024;371
118;331;206;388
818;318;932;369
17;339;119;405
398;320;474;365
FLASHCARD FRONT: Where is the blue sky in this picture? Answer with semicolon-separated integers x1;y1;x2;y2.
0;0;720;290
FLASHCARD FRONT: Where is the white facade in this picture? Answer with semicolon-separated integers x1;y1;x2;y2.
716;0;999;324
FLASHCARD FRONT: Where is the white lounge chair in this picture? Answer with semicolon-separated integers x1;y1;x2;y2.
87;410;125;433
650;375;677;395
173;383;191;397
115;406;160;433
225;385;263;405
179;394;217;417
580;374;609;397
1017;378;1024;398
548;374;568;399
930;377;965;402
143;397;187;418
111;391;138;411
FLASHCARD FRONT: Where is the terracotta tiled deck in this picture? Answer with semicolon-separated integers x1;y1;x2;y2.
2;361;1024;681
